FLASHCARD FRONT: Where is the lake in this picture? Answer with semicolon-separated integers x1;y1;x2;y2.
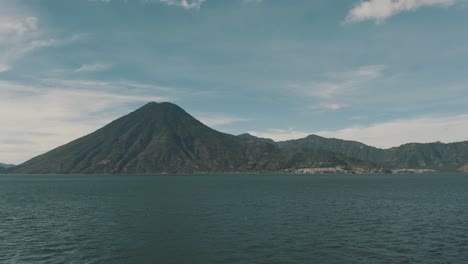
1;173;467;264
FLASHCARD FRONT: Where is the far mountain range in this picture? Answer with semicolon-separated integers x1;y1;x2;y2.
0;163;15;173
7;102;468;174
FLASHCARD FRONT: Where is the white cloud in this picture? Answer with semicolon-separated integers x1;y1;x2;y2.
289;65;386;99
0;3;80;72
0;16;37;38
288;65;385;111
315;114;468;148
0;14;39;71
195;113;248;127
89;0;207;9
345;0;457;24
0;79;172;164
158;0;207;9
319;103;345;111
74;63;112;73
0;64;10;72
248;129;311;142
243;0;263;4
352;64;387;79
89;0;262;9
40;78;177;94
3;37;63;67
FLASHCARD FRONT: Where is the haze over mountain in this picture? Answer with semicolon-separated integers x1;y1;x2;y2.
9;102;468;174
0;163;15;168
0;163;14;173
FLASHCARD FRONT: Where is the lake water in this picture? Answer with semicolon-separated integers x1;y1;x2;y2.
1;173;467;264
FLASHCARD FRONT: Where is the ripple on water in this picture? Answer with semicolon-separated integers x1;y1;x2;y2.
1;174;468;264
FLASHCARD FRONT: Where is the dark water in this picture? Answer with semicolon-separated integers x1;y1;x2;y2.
1;174;468;264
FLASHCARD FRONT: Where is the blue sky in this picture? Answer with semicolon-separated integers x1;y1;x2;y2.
1;0;468;164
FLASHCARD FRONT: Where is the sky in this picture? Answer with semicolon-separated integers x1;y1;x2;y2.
1;0;468;164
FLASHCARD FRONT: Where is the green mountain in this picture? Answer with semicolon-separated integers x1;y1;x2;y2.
277;135;468;171
383;142;468;171
11;102;285;174
281;147;381;172
277;135;385;162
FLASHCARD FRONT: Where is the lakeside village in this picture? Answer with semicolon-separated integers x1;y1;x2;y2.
283;166;436;174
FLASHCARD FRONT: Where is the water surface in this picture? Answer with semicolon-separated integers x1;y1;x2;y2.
1;173;467;263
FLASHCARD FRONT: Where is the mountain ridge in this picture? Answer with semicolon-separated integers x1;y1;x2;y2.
11;102;285;174
0;163;15;168
274;136;468;171
9;102;468;174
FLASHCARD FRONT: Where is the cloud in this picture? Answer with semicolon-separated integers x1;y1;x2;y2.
0;14;39;71
0;79;173;164
243;0;263;4
308;102;346;113
315;114;468;148
89;0;262;9
288;65;386;99
345;0;457;24
0;16;37;38
1;35;91;74
158;0;207;9
288;65;385;111
195;113;248;127
248;129;310;142
0;64;10;72
319;103;345;111
88;0;207;9
74;63;112;73
0;4;81;72
40;78;178;95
